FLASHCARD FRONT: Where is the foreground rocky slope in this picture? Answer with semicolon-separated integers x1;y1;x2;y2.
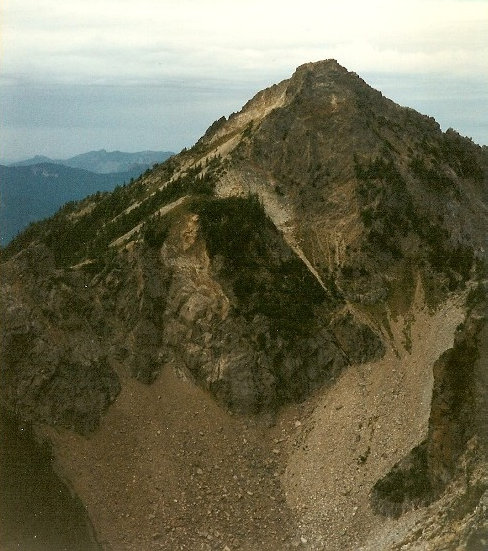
1;60;487;550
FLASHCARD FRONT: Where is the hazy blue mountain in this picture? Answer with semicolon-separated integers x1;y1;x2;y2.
60;149;174;173
10;149;174;174
0;163;150;246
10;155;55;166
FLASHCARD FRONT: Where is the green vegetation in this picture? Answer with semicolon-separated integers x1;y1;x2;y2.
409;156;458;194
1;158;219;267
355;155;412;260
466;280;487;310
141;214;171;249
194;195;326;336
354;154;477;289
442;130;484;182
195;194;268;265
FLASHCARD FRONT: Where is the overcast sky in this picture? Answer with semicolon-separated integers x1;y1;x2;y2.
1;0;487;162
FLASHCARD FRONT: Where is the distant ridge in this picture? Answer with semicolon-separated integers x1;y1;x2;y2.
10;149;174;174
0;162;161;245
10;155;53;166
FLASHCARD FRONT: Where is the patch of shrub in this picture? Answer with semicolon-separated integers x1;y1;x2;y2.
194;195;326;336
1;156;220;266
142;215;171;248
409;156;457;193
442;130;484;182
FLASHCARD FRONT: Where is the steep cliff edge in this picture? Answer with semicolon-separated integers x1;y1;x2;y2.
1;60;487;550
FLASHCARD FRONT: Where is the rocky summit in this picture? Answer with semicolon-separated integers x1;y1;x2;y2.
1;60;487;550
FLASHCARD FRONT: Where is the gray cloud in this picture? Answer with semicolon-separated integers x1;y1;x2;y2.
1;0;487;161
4;0;487;83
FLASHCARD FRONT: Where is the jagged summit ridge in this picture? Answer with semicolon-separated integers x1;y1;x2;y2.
201;59;363;146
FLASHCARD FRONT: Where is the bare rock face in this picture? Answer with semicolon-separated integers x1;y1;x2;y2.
1;245;120;434
1;196;384;424
159;204;352;412
1;60;487;550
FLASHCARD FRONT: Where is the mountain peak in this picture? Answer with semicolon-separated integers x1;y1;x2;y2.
286;58;373;102
1;62;487;551
293;58;347;75
200;60;377;149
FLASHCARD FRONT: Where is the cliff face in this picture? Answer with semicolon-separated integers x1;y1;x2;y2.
1;60;487;550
